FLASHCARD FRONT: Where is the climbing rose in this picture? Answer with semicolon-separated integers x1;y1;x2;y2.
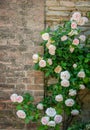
55;94;63;102
47;58;52;65
79;35;86;42
72;38;79;46
82;17;88;23
48;45;56;55
39;60;46;68
73;64;77;68
71;12;81;22
61;35;67;41
71;22;77;29
54;115;62;124
41;116;49;125
10;93;18;103
69;89;77;96
47;121;56;127
71;109;79;116
65;99;75;107
37;103;43;110
79;84;85;90
16;110;26;119
77;71;85;78
61;80;70;87
77;17;85;26
32;54;39;61
46;107;56;117
60;71;70;80
42;33;49;40
16;96;23;103
54;65;62;73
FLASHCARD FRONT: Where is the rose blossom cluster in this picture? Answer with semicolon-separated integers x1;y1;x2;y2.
41;107;62;127
10;93;23;103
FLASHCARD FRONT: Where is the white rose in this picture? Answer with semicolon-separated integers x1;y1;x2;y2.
77;17;85;26
37;103;43;110
69;89;77;96
82;17;88;23
61;35;67;41
39;60;46;68
47;58;52;65
73;64;77;68
77;71;85;78
10;93;18;103
16;96;23;103
49;49;55;55
79;35;86;42
16;110;26;119
61;80;70;87
47;121;56;127
55;94;63;102
41;116;49;125
65;99;75;107
71;12;81;22
54;115;62;124
79;84;85;90
71;109;79;116
42;33;49;40
48;45;56;55
60;71;70;80
46;107;56;117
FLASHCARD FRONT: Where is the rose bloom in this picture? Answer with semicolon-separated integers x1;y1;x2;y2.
39;59;46;68
42;33;49;41
79;35;86;42
54;115;62;124
73;64;77;68
16;110;26;119
60;70;70;80
79;84;85;90
54;65;62;73
55;94;63;102
77;71;85;78
49;49;55;55
70;46;75;53
47;58;52;65
10;93;18;103
72;38;79;46
61;79;70;87
47;121;56;127
71;22;77;29
16;96;23;103
82;17;88;23
77;17;85;26
65;98;75;107
71;109;79;116
37;103;43;110
46;107;56;117
41;116;49;125
72;12;81;21
61;35;67;41
69;89;77;96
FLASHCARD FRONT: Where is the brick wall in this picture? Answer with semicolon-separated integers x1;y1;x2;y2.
0;0;44;129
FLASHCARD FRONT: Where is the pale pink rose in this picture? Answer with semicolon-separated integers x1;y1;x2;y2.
49;49;55;55
61;80;70;87
48;45;56;55
16;96;23;103
47;121;56;127
46;107;56;117
54;115;62;124
73;64;77;68
77;71;85;78
32;54;39;63
71;109;79;116
47;58;52;65
16;110;26;119
79;35;86;42
77;17;85;26
54;65;62;73
72;38;79;46
65;99;75;107
71;22;77;29
60;71;70;80
10;93;18;103
42;33;49;40
70;46;75;53
41;116;49;125
72;12;81;21
55;94;63;102
79;84;85;90
37;103;43;110
82;17;88;23
69;89;77;96
39;60;46;68
61;35;67;41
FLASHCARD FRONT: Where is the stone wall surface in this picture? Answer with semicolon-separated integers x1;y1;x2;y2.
0;0;90;130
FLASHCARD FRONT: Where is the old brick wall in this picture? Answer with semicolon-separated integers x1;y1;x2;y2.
0;0;44;129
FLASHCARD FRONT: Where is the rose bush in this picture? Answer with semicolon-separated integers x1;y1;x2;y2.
10;12;90;130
